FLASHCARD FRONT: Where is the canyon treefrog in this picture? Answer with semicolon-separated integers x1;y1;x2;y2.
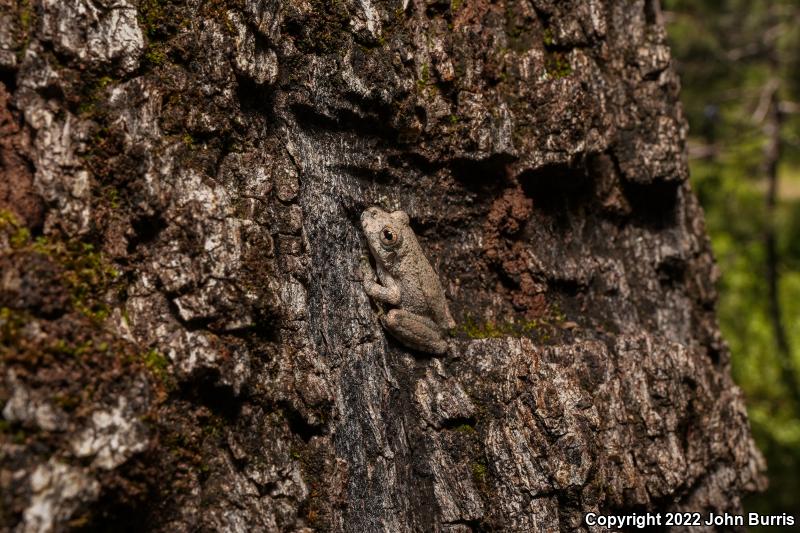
361;206;455;355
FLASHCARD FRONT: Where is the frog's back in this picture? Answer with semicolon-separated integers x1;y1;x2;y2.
399;236;453;329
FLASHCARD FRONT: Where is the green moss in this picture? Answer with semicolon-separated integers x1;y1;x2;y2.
0;307;26;348
60;243;119;322
454;423;475;433
47;339;95;359
10;226;30;249
74;75;118;119
202;0;239;35
458;315;519;339
18;1;32;30
98;75;113;87
549;304;566;323
450;0;463;12
77;101;96;117
0;210;31;249
138;0;166;38
0;209;18;227
417;63;430;90
455;311;569;340
201;416;225;438
471;461;487;482
545;50;572;78
1;213;120;323
144;45;167;66
542;28;554;47
137;0;197;69
106;187;121;209
448;114;460;125
142;348;170;382
15;0;33;60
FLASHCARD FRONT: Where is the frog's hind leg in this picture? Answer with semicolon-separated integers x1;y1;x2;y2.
382;309;448;355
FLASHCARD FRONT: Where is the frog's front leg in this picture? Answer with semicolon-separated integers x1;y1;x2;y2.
382;309;448;355
363;274;401;306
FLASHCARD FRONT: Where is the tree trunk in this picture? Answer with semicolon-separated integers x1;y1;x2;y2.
0;0;766;531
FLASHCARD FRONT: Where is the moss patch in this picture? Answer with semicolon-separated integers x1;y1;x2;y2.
471;461;488;483
14;0;34;60
453;423;476;433
545;50;572;79
456;314;540;339
1;210;120;322
141;348;174;388
453;307;572;343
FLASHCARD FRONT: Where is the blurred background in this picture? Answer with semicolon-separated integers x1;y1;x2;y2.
663;0;800;525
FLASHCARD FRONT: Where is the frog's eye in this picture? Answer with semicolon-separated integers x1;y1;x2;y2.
380;226;399;246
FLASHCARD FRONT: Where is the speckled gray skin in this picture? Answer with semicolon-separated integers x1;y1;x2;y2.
361;207;455;355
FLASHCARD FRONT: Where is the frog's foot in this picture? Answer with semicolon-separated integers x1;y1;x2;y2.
381;309;448;355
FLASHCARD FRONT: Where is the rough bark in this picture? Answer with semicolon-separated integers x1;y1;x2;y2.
0;0;765;532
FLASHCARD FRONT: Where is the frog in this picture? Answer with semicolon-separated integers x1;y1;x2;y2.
360;206;456;355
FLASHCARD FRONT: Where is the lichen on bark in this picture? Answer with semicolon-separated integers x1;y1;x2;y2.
1;0;764;531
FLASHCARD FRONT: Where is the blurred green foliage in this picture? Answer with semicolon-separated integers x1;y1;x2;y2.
664;0;800;523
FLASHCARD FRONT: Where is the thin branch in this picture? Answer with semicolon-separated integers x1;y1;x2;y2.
687;142;720;160
778;101;800;114
752;78;780;125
